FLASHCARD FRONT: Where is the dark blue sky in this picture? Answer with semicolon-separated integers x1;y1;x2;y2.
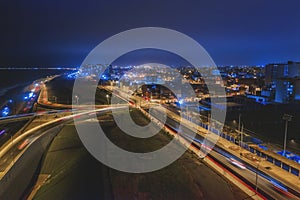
1;0;300;67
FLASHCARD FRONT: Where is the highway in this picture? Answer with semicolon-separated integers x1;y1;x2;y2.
0;118;66;174
0;105;250;199
0;106;127;179
0;76;298;199
208;144;296;200
102;85;300;199
32;108;249;200
0;119;30;148
0;106;297;199
150;108;300;200
0;110;79;152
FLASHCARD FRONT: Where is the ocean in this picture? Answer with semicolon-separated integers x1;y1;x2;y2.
0;68;74;88
0;68;75;106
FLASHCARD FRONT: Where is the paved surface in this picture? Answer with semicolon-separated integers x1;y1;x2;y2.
108;85;300;198
21;81;298;198
32;123;112;200
0;119;29;147
32;109;248;200
150;108;299;199
0;114;68;174
110;85;299;199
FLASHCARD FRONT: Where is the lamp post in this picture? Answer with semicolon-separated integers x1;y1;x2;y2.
106;94;110;105
255;161;262;193
238;113;241;132
74;95;79;104
282;114;293;156
238;124;244;148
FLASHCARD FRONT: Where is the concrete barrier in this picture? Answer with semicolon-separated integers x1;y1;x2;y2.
0;125;62;200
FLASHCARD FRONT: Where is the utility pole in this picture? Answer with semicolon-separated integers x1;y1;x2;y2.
255;161;261;193
106;94;110;105
240;124;244;147
282;114;293;156
238;113;241;132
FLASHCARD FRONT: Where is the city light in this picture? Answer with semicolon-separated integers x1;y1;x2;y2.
1;107;10;117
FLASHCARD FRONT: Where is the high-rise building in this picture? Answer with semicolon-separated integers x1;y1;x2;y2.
265;61;300;103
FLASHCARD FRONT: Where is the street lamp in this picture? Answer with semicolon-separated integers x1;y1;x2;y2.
237;123;244;148
238;113;241;132
282;114;293;156
106;94;110;104
74;95;79;104
255;160;262;193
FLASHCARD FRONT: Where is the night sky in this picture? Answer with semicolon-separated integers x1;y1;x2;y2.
1;0;300;67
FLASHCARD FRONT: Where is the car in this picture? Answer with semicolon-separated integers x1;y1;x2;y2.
0;129;5;136
227;157;246;169
270;180;293;197
17;136;35;150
